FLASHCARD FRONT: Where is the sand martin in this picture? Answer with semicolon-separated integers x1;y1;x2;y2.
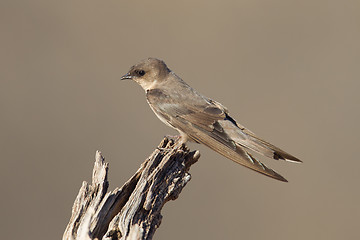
121;58;301;181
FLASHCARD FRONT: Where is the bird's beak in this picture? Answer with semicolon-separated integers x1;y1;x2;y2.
120;73;132;80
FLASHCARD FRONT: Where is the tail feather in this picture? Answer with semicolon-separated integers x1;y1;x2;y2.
218;120;302;163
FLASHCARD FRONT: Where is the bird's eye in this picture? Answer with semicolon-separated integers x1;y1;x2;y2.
137;70;146;76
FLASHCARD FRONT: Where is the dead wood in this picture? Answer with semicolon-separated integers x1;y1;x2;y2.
63;137;200;240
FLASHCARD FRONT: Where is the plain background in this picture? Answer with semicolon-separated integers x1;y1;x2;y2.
1;0;359;239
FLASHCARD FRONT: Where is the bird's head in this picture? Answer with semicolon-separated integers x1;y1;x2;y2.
121;58;170;91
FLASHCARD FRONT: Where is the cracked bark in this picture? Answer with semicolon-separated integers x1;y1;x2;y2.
63;137;200;240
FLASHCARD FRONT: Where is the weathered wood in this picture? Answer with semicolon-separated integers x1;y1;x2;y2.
63;137;200;240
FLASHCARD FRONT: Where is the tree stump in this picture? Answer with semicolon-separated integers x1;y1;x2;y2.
63;137;200;240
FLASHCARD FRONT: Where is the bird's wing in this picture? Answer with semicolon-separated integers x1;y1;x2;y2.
147;89;299;181
172;116;289;181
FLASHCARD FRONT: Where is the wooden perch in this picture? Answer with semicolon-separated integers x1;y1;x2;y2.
63;137;200;240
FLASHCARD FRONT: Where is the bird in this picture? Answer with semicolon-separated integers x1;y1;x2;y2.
120;58;301;182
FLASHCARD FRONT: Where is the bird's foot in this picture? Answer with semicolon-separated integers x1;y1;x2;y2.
164;134;182;142
157;135;185;152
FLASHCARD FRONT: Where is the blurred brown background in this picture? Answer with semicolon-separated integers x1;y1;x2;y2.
1;0;359;239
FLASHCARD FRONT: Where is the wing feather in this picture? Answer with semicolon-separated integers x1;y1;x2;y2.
171;116;288;181
146;88;300;181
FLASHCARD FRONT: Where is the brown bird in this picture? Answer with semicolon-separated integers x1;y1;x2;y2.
121;58;301;182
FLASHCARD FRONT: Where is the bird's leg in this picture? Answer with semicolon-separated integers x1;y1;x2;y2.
157;135;185;151
164;134;182;142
